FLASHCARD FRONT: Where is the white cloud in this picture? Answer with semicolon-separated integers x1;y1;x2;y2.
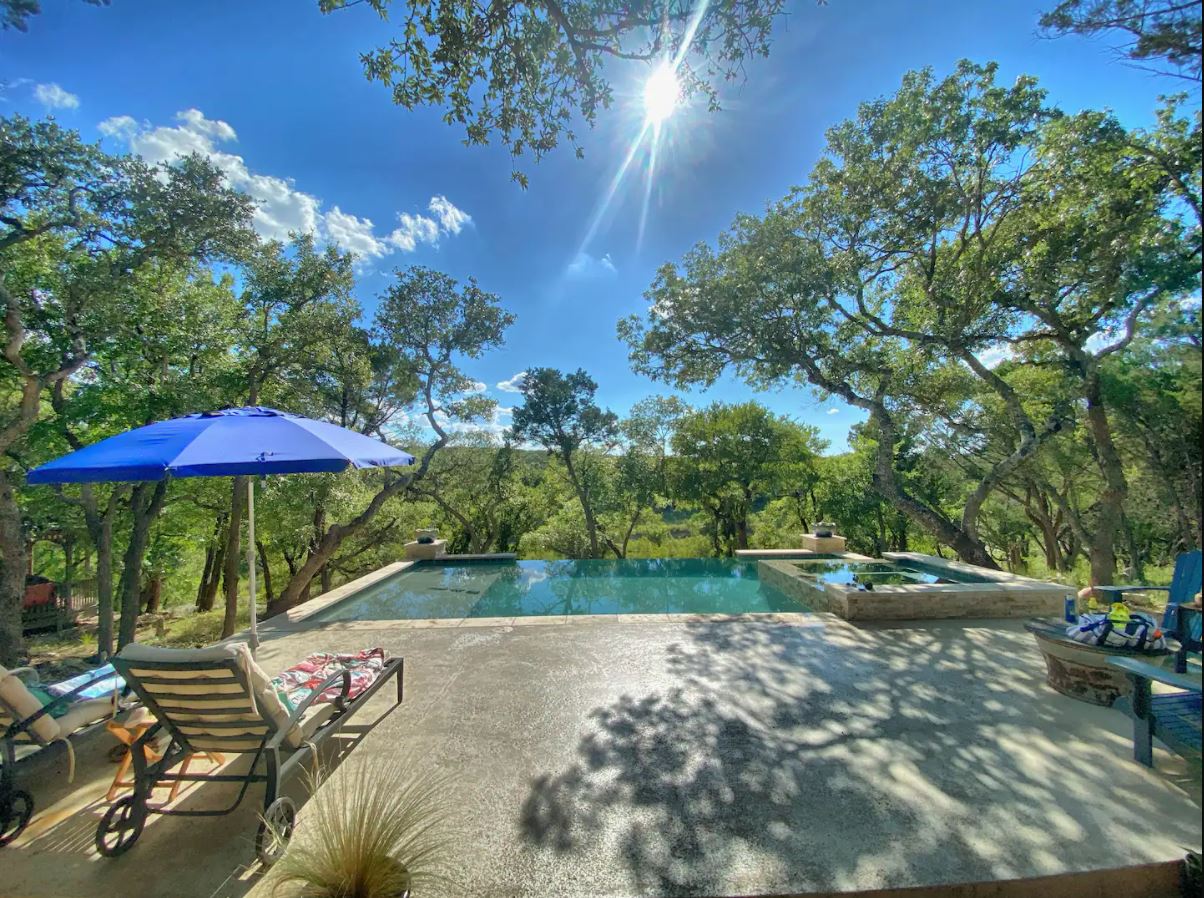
496;371;528;393
566;251;617;279
826;407;840;415
433;405;514;438
974;343;1015;370
97;108;470;254
464;381;487;394
388;211;441;253
324;206;389;259
34;83;79;110
428;195;471;234
98;115;137;138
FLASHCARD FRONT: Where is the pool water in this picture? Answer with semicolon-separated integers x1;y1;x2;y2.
312;558;809;621
791;559;989;587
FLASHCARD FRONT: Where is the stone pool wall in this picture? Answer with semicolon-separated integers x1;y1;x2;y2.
759;554;1066;621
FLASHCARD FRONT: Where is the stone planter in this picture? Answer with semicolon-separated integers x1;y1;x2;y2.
1025;618;1171;706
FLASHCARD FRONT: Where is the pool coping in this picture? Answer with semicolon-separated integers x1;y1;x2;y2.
277;610;829;632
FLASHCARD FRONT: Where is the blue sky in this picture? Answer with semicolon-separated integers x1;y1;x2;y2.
0;0;1178;451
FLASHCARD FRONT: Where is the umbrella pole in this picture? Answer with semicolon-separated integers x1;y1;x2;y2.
247;477;259;649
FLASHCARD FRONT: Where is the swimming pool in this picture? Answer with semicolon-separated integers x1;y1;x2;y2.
311;558;809;621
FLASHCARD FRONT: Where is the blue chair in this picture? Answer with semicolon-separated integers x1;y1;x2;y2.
1107;604;1201;767
1095;550;1202;630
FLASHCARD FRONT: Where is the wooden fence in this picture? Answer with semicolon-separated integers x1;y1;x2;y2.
60;578;98;616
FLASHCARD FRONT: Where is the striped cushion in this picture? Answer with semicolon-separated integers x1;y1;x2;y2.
116;642;304;750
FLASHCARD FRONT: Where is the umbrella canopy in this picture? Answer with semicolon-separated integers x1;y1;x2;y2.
27;406;414;484
27;407;415;650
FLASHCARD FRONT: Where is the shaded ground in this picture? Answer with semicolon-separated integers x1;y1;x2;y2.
3;615;1200;898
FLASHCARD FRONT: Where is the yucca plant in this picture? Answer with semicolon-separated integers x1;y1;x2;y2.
265;758;454;898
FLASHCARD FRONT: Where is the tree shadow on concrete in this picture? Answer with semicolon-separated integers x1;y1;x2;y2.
520;619;1200;896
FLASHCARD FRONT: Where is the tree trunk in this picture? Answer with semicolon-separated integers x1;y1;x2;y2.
268;476;411;617
62;537;75;604
0;469;27;666
256;541;274;603
221;477;247;639
1082;370;1126;586
868;407;1000;569
141;575;162;614
1023;484;1062;571
1120;513;1145;583
93;503;116;659
116;481;169;650
562;453;600;558
196;546;217;611
735;513;750;551
196;514;225;612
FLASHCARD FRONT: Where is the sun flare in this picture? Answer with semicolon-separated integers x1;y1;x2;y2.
643;65;680;124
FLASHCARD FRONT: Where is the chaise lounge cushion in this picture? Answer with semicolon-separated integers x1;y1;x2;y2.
1;666;119;747
53;696;120;737
0;667;60;743
115;642;328;750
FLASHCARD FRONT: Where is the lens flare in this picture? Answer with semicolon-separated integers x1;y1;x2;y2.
643;65;680;124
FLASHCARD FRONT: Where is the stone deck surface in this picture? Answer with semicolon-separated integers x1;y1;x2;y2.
4;615;1200;898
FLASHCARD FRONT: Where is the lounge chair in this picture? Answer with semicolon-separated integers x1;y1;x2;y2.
100;641;403;864
1;664;121;846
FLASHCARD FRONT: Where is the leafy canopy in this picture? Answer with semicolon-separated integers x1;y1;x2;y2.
321;0;802;185
1039;0;1202;80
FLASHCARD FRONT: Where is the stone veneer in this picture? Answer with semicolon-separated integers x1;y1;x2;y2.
759;552;1066;621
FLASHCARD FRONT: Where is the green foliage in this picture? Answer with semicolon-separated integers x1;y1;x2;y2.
0;0;106;32
621;60;1201;577
668;402;822;554
511;367;619;557
1038;0;1202;80
321;0;804;185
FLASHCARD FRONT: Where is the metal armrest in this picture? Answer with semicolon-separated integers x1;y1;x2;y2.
266;669;351;750
1107;656;1203;694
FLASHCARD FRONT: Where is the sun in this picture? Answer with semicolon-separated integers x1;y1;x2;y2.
643;64;680;124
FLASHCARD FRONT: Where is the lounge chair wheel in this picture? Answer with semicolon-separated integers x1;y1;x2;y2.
0;789;34;847
255;796;297;867
95;795;146;857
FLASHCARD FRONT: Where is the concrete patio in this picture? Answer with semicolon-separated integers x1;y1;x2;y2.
4;613;1201;898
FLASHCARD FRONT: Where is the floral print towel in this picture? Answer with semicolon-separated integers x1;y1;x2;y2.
271;648;387;710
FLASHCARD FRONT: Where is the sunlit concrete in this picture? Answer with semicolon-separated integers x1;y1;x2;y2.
4;616;1200;898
